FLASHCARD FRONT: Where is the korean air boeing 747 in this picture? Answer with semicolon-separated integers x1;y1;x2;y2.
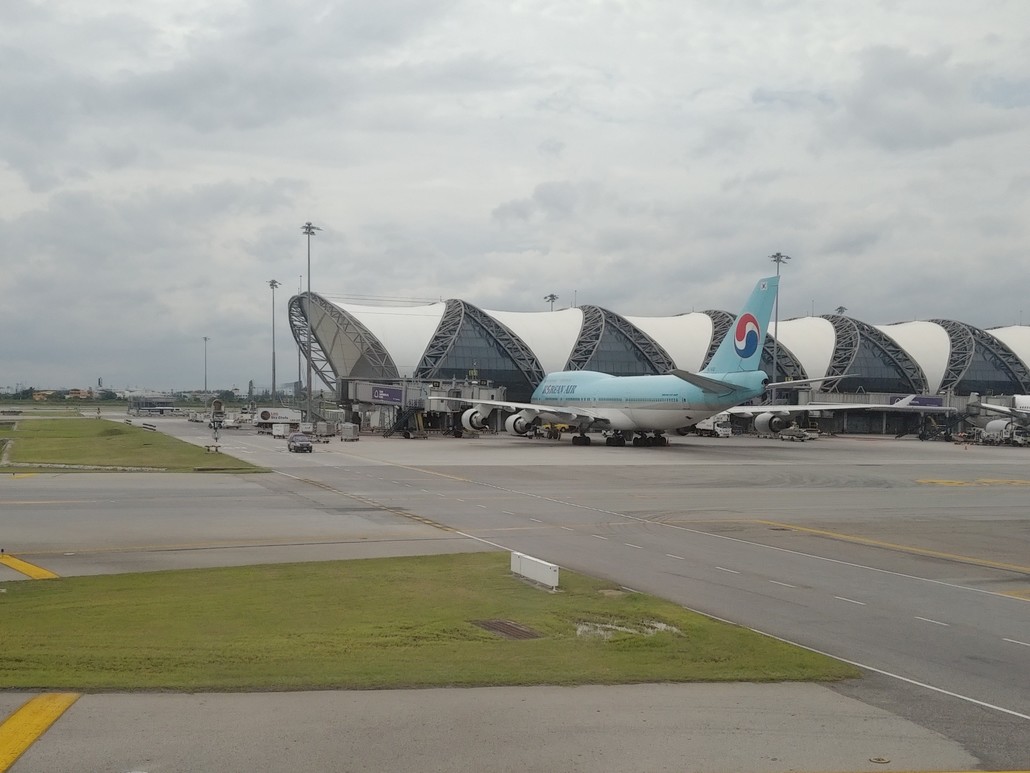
432;275;800;446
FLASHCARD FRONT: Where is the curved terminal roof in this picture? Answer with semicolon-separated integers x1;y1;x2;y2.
774;318;836;380
486;308;584;374
301;296;1030;397
337;303;445;377
987;326;1030;373
875;321;951;393
624;313;714;372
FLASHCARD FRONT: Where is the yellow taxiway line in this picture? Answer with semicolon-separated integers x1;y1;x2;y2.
0;554;59;580
0;694;79;772
756;520;1030;576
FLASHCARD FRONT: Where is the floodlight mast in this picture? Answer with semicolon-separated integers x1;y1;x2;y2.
268;279;281;402
769;252;791;404
301;222;322;422
202;336;212;393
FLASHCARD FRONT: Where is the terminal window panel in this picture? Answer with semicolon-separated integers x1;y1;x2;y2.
431;325;535;402
955;347;1023;396
843;338;914;394
581;327;659;376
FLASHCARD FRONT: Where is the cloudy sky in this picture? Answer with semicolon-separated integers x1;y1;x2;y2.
3;1;1029;391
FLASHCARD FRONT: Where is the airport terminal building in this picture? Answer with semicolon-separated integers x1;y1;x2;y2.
288;291;1030;428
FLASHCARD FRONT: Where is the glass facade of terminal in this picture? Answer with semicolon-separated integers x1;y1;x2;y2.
425;319;536;402
843;337;917;394
577;326;660;376
954;347;1023;396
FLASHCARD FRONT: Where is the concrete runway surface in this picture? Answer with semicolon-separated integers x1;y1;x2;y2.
1;416;1028;772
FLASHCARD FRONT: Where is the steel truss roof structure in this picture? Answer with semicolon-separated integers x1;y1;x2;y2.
565;305;675;373
288;293;396;389
822;315;928;394
931;319;1030;393
416;299;546;386
288;295;1030;399
700;310;734;369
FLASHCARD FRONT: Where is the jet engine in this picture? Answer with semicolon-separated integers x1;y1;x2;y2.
461;408;489;432
504;413;532;436
754;412;793;435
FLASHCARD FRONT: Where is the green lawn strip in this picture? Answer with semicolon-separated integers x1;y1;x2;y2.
0;407;82;417
2;418;261;472
0;553;858;691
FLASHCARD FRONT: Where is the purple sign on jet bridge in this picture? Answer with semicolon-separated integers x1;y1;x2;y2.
891;395;943;407
371;385;403;404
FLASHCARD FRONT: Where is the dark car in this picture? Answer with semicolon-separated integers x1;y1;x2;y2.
287;432;313;453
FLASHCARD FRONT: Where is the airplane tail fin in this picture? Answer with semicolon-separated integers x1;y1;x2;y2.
702;275;779;374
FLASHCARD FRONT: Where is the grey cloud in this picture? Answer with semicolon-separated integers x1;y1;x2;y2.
720;169;790;193
825;47;1016;151
974;76;1030;109
491;181;602;223
751;87;834;111
4;3;1030;387
492;199;534;222
819;228;882;257
538;138;566;157
4;178;305;269
533;181;588;218
0;0;468;187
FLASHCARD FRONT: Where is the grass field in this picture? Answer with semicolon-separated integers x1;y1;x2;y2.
0;405;83;417
0;418;260;472
0;553;858;691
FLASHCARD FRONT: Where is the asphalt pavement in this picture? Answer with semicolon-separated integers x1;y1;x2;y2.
1;416;1027;771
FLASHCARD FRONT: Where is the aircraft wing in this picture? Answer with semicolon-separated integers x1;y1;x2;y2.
767;376;850;389
725;396;958;417
425;396;604;424
669;372;844;395
971;401;1026;421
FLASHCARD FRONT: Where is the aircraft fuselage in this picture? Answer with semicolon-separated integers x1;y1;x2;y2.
530;370;768;432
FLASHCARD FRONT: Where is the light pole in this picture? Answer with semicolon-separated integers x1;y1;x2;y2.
268;279;281;403
769;252;791;403
202;336;211;393
301;222;322;421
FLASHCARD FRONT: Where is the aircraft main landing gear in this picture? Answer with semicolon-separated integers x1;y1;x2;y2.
631;432;668;447
605;431;627;447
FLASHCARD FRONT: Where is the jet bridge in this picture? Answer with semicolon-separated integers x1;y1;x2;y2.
339;378;507;436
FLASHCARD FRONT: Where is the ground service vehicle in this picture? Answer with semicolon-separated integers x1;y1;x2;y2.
694;413;732;437
981;419;1029;446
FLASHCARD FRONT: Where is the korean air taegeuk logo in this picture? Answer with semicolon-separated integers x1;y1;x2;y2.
733;313;760;358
